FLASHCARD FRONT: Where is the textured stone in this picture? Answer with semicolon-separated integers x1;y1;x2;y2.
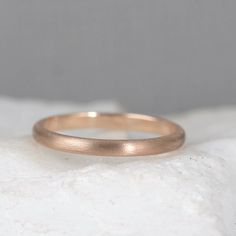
0;98;235;236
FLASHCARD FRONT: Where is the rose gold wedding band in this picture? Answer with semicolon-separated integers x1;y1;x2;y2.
33;112;185;156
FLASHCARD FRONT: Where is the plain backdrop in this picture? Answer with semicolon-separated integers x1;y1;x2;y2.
0;0;235;114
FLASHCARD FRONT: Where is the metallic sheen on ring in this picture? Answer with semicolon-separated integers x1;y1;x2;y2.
33;112;185;156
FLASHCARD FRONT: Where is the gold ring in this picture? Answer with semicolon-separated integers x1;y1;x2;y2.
33;112;185;156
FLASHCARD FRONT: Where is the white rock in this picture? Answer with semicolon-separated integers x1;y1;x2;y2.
0;98;235;236
0;96;122;138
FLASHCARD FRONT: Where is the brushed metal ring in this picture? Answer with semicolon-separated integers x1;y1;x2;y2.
33;112;185;156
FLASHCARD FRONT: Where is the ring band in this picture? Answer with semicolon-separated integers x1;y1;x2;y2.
33;112;185;156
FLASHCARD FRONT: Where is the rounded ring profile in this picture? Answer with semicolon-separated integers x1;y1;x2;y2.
33;112;185;156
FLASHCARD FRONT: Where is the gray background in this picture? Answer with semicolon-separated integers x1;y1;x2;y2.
0;0;235;114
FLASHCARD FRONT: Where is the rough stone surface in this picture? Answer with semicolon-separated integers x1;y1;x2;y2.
0;97;235;236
